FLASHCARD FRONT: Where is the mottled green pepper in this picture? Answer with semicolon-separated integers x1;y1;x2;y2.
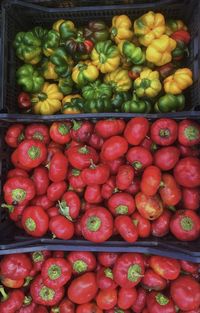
122;94;151;113
83;21;109;43
82;80;112;100
58;76;73;95
43;30;60;57
50;47;73;77
16;64;44;93
84;98;112;113
155;93;185;112
53;19;77;41
119;40;146;65
111;92;132;112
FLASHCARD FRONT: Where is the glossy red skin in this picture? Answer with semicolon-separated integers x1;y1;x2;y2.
178;120;200;146
49;215;74;240
18;92;31;109
97;253;119;268
124;117;149;145
126;147;153;172
174;157;200;188
46;141;64;165
74;218;82;237
96;288;117;310
84;185;103;204
22;205;49;237
31;195;54;210
118;287;137;310
180;260;199;274
96;267;117;290
47;181;67;202
131;287;147;313
159;174;182;206
31;250;52;272
50;122;71;144
18;139;47;169
115;215;138;242
95;119;125;139
1;277;24;289
154;146;180;171
101;176;116;200
170;209;200;241
88;133;104;150
108;192;135;216
141;136;157;152
101;136;128;161
7;168;28;179
170;275;200;311
67;145;99;170
59;191;80;220
149;256;180;280
11;149;32;171
142;269;167;291
52;251;64;258
142;309;149;313
177;143;200;157
3;176;36;206
0;289;25;313
141;166;161;196
150;119;178;146
70;120;94;143
81;164;110;185
131;212;151;238
68;272;98;304
135;192;163;220
25;124;50;145
68;168;86;190
67;251;96;275
103;157;125;175
76;302;103;313
54;299;75;313
49;152;68;183
125;177;141;195
30;275;64;306
41;257;72;288
171;30;191;44
182;188;200;210
151;210;171;237
6;204;26;222
116;165;134;190
0;253;32;280
32;167;49;196
35;306;48;313
81;207;113;243
16;301;37;313
147;291;176;313
113;253;145;288
5;124;24;148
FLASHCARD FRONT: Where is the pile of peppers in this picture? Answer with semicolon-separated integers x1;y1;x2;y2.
0;251;200;312
14;12;193;114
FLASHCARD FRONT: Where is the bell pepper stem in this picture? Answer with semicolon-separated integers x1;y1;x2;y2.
58;200;73;221
0;285;8;301
73;260;88;273
23;295;32;305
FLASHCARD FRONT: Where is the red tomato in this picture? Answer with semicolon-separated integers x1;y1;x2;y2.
31;195;54;210
67;145;99;170
131;212;151;238
5;124;24;148
96;288;117;310
68;168;86;190
151;210;171;237
56;298;75;313
118;287;137;309
101;136;128;161
81;163;110;185
170;275;200;311
50;122;71;144
68;272;98;304
124;117;149;145
180;260;199;274
103;157;125;175
67;251;96;275
125;177;141;195
177;143;200;158
49;215;74;240
7;168;28;179
47;181;67;202
95;119;125;138
21;206;49;237
88;133;104;150
178;120;200;146
81;207;113;243
182;188;200;210
70;120;94;143
159;174;182;206
101;176;116;200
151;119;178;146
135;192;163;220
18;139;47;169
0;253;32;280
108;192;135;216
1;277;24;289
116;165;134;190
141;166;161;196
3;203;25;222
147;291;176;313
149;256;181;280
59;191;81;220
25;124;50;144
84;185;102;204
174;157;200;188
126;147;153;172
49;152;68;183
115;215;138;243
141;136;157;152
76;303;103;313
11;149;31;171
32;167;49;196
97;253;119;268
96;267;117;290
170;209;200;241
142;269;167;291
154;146;180;171
131;287;147;313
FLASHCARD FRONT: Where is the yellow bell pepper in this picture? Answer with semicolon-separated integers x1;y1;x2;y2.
62;94;83;114
164;68;193;94
134;11;166;47
62;94;81;106
72;61;99;86
165;19;187;36
41;60;58;80
146;35;176;66
104;67;132;92
110;15;133;44
134;68;162;98
32;83;63;115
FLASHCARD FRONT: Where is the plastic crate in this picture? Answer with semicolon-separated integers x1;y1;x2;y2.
0;114;200;263
0;0;200;114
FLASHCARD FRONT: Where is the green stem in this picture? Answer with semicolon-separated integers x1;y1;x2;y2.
155;293;169;306
0;285;8;301
73;260;87;273
181;216;194;231
87;216;101;232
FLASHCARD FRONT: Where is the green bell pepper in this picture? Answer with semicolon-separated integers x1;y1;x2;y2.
111;92;132;112
53;19;77;41
16;64;44;93
155;93;185;113
82;80;112;100
83;20;109;43
13;31;42;64
40;58;59;80
32;26;48;40
84;98;112;113
62;98;84;114
122;94;151;113
43;30;60;57
119;40;146;65
50;47;73;77
58;76;73;95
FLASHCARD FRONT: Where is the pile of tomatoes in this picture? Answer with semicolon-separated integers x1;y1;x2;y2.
3;117;200;242
0;251;200;312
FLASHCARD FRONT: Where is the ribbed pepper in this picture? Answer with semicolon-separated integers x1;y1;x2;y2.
104;67;132;92
134;68;162;98
118;40;146;65
84;98;112;113
165;19;187;36
111;92;132;112
41;59;58;80
82;80;112;100
58;76;73;95
62;94;84;114
72;61;99;86
50;47;73;77
164;68;193;94
43;30;60;57
155;93;185;112
16;64;44;93
122;93;151;113
110;15;133;44
53;19;76;40
84;21;109;43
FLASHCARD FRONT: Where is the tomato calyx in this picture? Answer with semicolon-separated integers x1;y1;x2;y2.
87;216;102;231
58;123;70;135
28;146;41;160
25;217;36;231
58;200;73;221
155;293;169;306
116;205;128;215
1;203;15;213
51;308;59;313
0;285;9;301
180;216;194;231
32;251;44;263
33;131;44;141
104;268;113;279
39;285;55;301
159;129;170;138
184;126;199;141
72;120;82;131
48;264;62;280
18;132;25;143
71;169;81;176
73;260;88;273
132;161;143;170
23;295;32;306
12;188;26;202
127;264;143;282
79;146;89;154
37;92;48;101
23;276;34;287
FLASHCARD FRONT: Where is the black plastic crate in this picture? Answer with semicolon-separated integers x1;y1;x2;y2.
0;114;200;263
0;0;200;114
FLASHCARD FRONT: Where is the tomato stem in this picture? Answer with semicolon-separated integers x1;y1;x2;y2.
72;169;80;176
25;217;36;232
23;276;34;287
33;131;44;141
23;295;32;305
127;264;143;282
32;251;44;263
28;146;41;160
39;286;55;301
1;203;14;213
155;293;169;305
104;268;113;279
132;161;142;170
79;146;89;154
116;205;128;215
58;200;73;221
48;264;62;280
159;129;170;137
72;119;81;131
180;216;194;231
73;260;88;273
12;188;26;202
184;126;199;141
58;123;69;135
87;216;101;231
0;285;8;301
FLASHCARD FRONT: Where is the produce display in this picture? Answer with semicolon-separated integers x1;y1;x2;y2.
0;251;199;312
14;12;193;114
3;117;200;242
